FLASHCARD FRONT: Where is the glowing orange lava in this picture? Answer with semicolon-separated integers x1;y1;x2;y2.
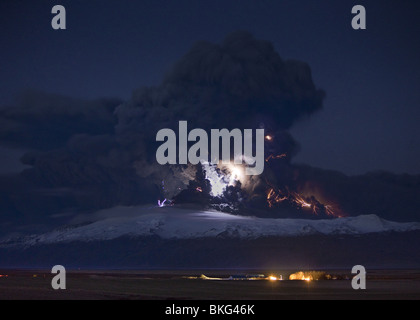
265;153;287;162
266;187;340;217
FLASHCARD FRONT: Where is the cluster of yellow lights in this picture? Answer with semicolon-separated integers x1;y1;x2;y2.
268;274;311;282
289;272;313;281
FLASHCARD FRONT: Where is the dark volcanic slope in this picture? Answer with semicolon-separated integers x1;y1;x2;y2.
1;231;420;269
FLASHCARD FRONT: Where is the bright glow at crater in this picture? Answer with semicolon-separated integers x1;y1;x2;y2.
201;161;245;197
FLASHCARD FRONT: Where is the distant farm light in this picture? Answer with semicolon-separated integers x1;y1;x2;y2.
289;271;319;281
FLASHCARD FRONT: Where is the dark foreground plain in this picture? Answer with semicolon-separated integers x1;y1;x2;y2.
0;269;419;300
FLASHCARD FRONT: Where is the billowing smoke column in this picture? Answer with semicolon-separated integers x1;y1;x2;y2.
0;31;337;227
0;31;419;229
115;31;334;217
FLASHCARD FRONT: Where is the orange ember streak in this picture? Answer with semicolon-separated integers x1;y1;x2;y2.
266;187;340;217
265;153;287;162
266;188;288;208
324;205;341;217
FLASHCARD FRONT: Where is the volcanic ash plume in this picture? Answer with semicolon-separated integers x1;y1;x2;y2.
6;31;336;222
114;31;334;217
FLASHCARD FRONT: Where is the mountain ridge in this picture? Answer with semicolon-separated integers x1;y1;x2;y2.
2;206;419;248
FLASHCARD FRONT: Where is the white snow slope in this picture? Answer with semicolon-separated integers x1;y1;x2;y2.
3;206;420;247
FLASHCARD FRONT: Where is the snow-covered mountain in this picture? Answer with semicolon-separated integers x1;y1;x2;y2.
2;206;420;248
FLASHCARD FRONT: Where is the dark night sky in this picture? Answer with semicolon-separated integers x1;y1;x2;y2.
1;0;419;175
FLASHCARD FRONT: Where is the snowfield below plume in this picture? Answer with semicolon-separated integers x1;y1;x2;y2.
3;206;420;247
